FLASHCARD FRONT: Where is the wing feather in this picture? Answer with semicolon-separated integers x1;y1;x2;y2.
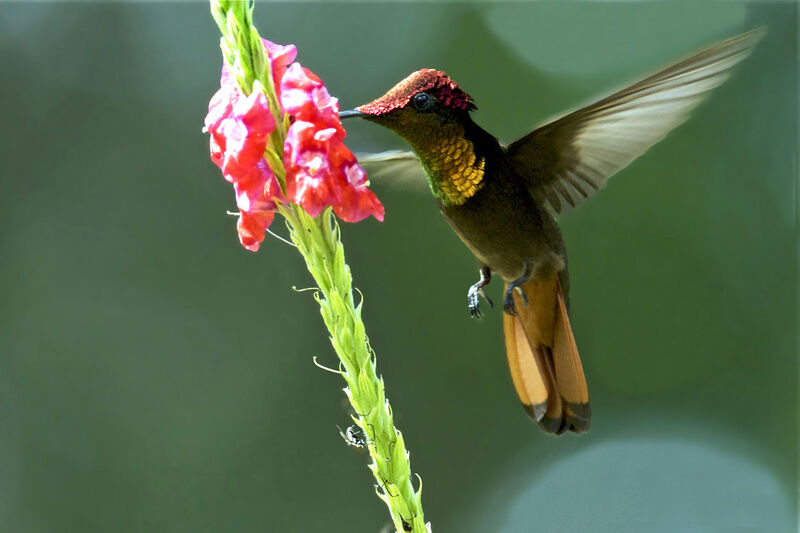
505;28;766;215
356;150;429;191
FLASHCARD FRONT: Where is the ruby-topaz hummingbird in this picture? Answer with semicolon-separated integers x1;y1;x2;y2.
340;29;764;434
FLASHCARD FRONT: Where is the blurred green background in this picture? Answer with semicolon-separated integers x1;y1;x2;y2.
1;2;796;532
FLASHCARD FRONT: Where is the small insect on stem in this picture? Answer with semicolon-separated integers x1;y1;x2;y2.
337;424;366;448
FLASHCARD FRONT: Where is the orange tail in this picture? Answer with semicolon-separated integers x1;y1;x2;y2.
503;276;590;434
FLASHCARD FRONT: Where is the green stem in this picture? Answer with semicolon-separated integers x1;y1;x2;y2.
280;204;428;533
209;1;429;529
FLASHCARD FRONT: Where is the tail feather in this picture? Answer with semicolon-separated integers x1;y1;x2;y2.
552;285;590;427
503;276;590;434
503;313;551;421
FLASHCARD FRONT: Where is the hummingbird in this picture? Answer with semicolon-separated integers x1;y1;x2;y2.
340;29;764;434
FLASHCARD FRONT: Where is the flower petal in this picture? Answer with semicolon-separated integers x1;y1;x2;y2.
231;159;283;251
334;184;385;223
280;64;338;123
281;64;384;223
262;39;297;99
220;81;275;178
237;210;275;252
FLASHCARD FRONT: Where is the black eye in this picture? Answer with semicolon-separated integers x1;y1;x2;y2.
412;92;434;111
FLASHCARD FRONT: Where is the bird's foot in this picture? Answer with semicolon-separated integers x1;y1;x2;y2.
503;263;533;316
467;266;493;319
468;286;493;319
503;286;529;316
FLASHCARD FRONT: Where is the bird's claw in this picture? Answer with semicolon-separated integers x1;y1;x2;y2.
468;287;493;319
467;267;493;319
468;288;482;318
483;290;494;309
503;286;528;316
503;293;517;316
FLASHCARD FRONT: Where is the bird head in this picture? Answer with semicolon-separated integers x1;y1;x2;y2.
339;69;476;140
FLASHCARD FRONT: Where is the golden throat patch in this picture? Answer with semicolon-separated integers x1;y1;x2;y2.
413;122;486;206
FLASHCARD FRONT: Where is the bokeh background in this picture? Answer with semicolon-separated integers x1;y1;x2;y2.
1;2;796;532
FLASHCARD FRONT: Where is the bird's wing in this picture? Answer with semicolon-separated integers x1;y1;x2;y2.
504;28;765;215
356;150;429;191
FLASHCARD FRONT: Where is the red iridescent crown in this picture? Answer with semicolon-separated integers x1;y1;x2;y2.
356;69;476;115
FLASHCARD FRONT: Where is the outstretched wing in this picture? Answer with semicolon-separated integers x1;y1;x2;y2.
357;150;429;191
505;28;766;215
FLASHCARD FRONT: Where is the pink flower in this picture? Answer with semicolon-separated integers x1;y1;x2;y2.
205;75;280;251
232;159;285;251
205;40;383;252
281;63;384;223
262;39;296;101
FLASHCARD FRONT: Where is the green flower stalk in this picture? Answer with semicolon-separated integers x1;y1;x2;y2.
206;2;429;531
282;206;427;533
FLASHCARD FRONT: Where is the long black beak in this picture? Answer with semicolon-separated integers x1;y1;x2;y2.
339;109;367;120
